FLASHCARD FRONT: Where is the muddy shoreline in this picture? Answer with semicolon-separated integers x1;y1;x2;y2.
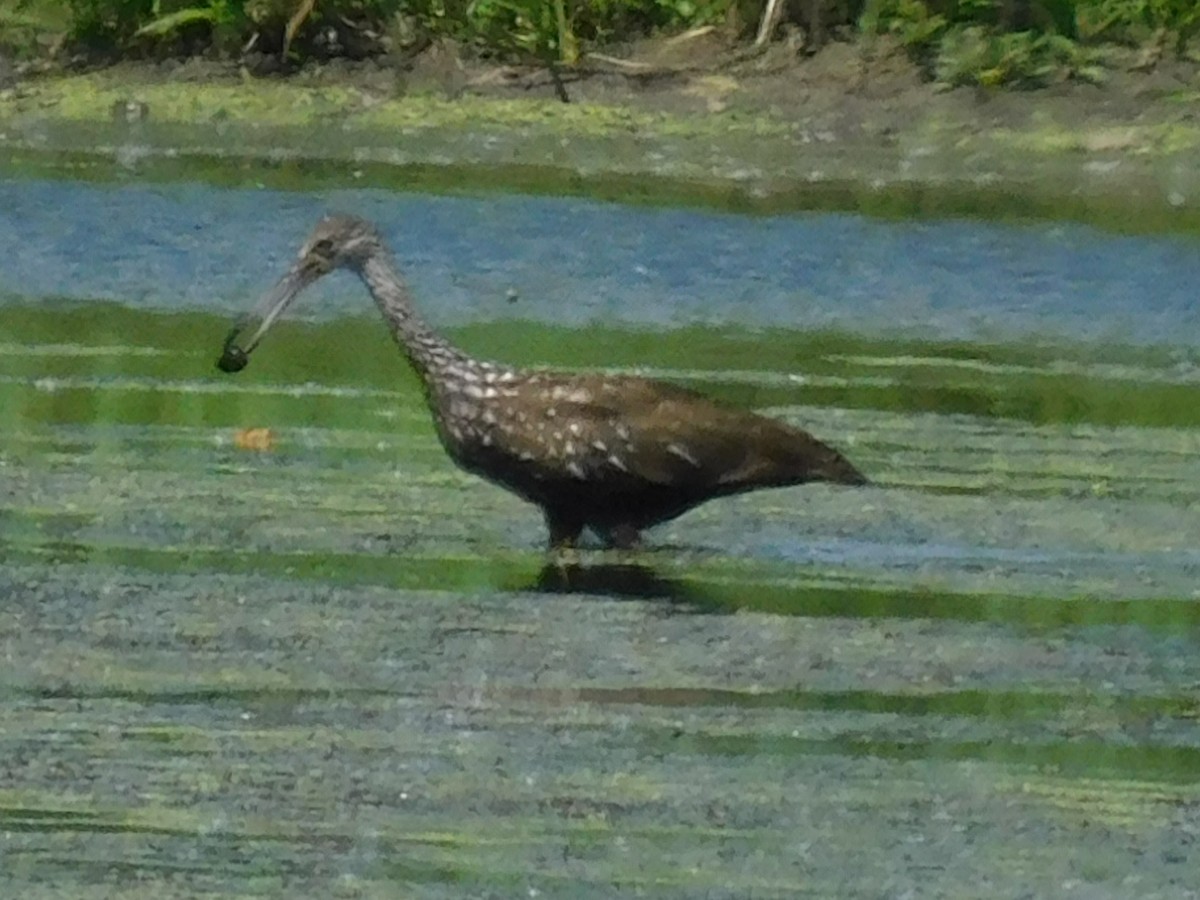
3;39;1200;228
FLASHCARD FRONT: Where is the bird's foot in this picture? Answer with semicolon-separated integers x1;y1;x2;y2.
548;543;581;572
546;545;583;589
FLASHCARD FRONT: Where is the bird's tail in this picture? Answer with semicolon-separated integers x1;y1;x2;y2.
808;441;871;487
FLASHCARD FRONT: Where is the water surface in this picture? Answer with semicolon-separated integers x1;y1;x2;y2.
1;176;1199;897
4;177;1200;344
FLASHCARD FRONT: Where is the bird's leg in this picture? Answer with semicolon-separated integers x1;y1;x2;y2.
544;509;584;576
544;508;584;551
602;523;643;551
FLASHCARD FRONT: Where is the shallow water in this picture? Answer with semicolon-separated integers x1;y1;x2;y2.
5;177;1200;344
1;176;1199;896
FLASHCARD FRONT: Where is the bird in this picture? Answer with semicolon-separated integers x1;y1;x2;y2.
216;214;869;549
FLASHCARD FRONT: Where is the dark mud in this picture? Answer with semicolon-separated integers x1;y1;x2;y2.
4;36;1200;229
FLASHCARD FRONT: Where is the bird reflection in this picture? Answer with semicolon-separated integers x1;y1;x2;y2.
533;559;706;608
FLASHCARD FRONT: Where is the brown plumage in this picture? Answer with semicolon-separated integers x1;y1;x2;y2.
217;214;869;549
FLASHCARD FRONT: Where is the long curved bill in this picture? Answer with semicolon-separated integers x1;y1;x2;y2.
216;263;317;373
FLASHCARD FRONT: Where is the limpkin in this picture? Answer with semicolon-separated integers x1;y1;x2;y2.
217;214;869;549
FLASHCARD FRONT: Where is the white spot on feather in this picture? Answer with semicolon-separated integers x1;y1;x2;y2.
667;442;701;467
567;461;586;478
552;386;593;403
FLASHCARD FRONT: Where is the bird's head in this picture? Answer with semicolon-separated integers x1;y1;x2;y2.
296;213;383;276
217;214;383;373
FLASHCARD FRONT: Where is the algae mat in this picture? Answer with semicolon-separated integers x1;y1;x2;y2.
2;297;1200;897
6;70;1200;232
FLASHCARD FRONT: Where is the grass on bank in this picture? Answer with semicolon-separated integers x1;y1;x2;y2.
0;0;1198;89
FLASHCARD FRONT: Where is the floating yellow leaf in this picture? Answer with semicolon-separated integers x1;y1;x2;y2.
233;428;275;451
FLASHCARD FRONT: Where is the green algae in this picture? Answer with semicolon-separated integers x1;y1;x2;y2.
0;72;792;138
5;70;1200;232
4;554;1200;895
3;252;1200;896
4;301;1200;430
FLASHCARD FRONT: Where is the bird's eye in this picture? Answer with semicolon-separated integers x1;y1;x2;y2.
311;238;335;257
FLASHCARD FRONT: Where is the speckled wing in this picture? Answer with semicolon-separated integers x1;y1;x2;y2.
479;375;840;492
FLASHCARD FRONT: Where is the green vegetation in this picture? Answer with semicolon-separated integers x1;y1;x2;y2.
857;0;1191;86
5;299;1200;435
1;0;1198;87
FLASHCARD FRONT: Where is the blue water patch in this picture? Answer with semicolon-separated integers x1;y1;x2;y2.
1;177;1198;345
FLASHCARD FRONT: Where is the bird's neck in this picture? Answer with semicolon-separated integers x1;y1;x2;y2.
358;251;475;385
